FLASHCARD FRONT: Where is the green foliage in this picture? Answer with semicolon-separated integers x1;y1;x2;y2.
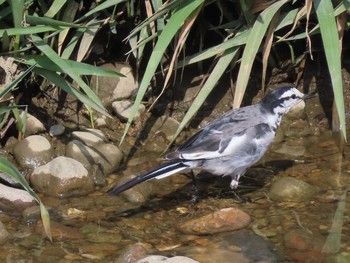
0;0;126;125
120;0;348;144
0;157;52;241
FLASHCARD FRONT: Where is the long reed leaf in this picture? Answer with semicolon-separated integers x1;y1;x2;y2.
314;0;346;140
233;0;289;108
120;0;205;144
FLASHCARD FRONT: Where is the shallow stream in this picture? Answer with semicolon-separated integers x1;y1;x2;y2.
1;130;350;262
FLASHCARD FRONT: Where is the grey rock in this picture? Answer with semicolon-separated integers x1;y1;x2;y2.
113;173;154;204
269;176;319;202
13;135;54;169
49;124;65;136
0;171;26;188
71;129;107;146
113;244;148;263
112;100;146;122
222;229;280;262
22;112;45;135
90;63;138;106
0;183;36;216
66;140;123;174
148;116;180;141
94;117;107;128
30;156;95;198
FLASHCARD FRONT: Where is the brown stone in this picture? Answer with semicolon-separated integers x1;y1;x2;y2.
179;207;251;235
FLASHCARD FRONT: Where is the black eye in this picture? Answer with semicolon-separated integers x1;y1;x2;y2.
291;94;296;99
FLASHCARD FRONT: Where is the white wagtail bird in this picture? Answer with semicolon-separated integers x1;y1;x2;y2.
109;86;315;196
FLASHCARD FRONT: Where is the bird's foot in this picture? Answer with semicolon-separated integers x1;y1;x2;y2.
232;190;251;203
190;183;201;204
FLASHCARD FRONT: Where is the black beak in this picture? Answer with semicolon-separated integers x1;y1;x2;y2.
303;92;317;100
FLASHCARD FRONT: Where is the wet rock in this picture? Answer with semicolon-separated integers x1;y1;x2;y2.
49;124;65;136
112;100;146;122
273;142;305;157
86;232;122;243
13;135;54;169
284;229;326;262
284;119;312;138
179;207;251;235
91;63;138;106
148;116;180;141
184;247;250;263
0;184;36;215
0;171;26;188
112;173;154;204
136;255;199;263
222;229;280;262
23;112;45;135
0;221;10;245
71;128;107;146
30;156;95;198
94;117;107;128
23;205;52;223
287;99;306;119
113;244;148;263
66;140;123;174
79;243;117;258
91;163;107;186
269;176;319;202
36;221;83;240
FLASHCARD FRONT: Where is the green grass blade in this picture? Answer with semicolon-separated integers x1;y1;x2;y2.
22;55;125;77
167;47;240;150
0;64;35;98
314;0;346;140
31;35;110;117
77;20;101;62
120;0;205;144
233;0;289;108
34;68;108;116
0;105;26;115
60;28;85;59
75;0;128;23
8;0;24;27
0;157;52;241
25;15;82;28
0;26;68;37
322;188;350;253
45;0;68;18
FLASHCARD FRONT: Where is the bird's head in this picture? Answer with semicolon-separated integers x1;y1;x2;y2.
261;86;315;115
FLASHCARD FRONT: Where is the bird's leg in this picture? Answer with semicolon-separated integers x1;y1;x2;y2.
230;174;240;190
230;174;251;202
189;171;200;203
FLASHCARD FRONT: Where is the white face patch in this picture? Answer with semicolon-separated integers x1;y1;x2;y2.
273;88;305;115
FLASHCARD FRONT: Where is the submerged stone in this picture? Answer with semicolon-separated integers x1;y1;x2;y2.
269;176;319;202
179;207;251;235
136;255;199;263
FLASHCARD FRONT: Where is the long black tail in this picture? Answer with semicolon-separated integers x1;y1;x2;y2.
108;161;188;195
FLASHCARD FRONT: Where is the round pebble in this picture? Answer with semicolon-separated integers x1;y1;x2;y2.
49;124;65;136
